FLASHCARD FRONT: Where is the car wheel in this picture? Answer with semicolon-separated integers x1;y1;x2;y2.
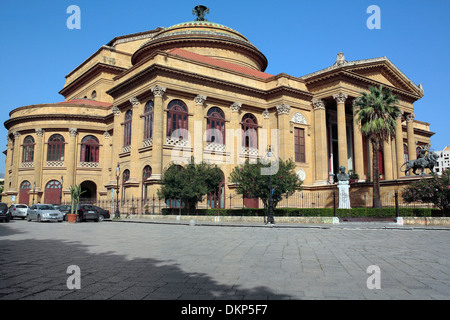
27;214;31;222
98;215;104;222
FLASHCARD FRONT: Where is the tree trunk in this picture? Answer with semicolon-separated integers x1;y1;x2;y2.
372;141;382;208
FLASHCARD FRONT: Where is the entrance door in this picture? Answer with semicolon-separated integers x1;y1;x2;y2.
19;181;31;206
44;180;62;204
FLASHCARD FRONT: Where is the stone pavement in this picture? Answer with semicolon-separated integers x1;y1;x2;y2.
0;219;449;300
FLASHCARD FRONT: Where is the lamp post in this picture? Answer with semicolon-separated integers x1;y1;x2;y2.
60;176;63;204
266;145;275;224
32;182;36;205
115;162;120;218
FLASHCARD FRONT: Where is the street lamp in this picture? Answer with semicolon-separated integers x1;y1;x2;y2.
60;176;63;204
266;145;275;225
32;182;36;205
115;162;120;218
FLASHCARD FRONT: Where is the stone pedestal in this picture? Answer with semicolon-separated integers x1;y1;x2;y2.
338;181;351;209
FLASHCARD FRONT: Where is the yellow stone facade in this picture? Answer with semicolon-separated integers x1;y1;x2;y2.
2;16;434;209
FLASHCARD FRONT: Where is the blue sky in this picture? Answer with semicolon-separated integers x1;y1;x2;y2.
0;0;449;175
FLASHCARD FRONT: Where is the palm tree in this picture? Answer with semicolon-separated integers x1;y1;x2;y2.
354;85;401;208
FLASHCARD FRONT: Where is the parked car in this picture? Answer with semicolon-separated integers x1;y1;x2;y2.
9;204;29;220
53;204;71;220
0;202;11;222
77;204;100;222
91;205;110;221
27;204;64;222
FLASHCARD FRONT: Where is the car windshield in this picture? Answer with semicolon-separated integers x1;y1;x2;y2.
38;205;55;210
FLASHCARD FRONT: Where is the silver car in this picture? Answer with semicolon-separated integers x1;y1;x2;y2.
9;204;29;220
27;204;64;222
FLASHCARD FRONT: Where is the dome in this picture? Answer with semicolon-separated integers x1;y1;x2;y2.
131;20;268;71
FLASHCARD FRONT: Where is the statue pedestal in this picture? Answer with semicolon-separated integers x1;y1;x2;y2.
338;181;351;209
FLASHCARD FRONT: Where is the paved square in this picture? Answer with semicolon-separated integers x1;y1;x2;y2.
1;220;449;300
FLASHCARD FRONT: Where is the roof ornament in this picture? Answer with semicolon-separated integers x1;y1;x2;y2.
333;52;348;67
193;5;209;21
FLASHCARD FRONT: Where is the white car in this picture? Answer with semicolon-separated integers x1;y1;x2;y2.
27;204;64;222
9;204;29;220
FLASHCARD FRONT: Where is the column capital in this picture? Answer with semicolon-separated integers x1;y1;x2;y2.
276;104;291;115
312;99;325;110
13;131;20;139
112;106;120;116
333;92;348;103
151;85;166;97
406;113;415;122
262;109;270;119
129;97;140;107
230;102;242;113
69;128;78;136
194;94;207;106
35;128;44;136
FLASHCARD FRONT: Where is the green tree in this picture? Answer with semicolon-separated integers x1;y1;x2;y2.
402;169;450;215
354;85;401;208
158;158;223;213
229;158;302;210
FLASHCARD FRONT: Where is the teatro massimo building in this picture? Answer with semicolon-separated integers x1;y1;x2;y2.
2;6;434;210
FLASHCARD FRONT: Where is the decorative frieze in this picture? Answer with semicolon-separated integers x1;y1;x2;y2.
21;162;34;168
143;138;153;148
242;147;258;156
80;162;99;168
276;104;291;115
205;142;226;152
46;161;64;167
166;136;189;147
151;85;166;97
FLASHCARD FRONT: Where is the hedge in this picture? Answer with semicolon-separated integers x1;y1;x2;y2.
161;207;443;217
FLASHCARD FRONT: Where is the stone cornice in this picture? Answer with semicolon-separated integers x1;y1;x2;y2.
59;63;127;97
304;70;422;102
4;113;108;130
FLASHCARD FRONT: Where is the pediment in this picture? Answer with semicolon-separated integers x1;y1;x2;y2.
344;59;423;96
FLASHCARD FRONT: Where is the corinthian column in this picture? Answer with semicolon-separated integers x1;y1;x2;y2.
395;113;405;178
352;101;364;180
333;92;348;170
406;113;416;161
313;99;328;185
151;85;166;181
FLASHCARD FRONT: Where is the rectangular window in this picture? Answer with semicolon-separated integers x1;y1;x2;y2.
294;128;306;163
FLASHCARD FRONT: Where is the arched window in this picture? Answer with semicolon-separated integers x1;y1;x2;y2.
123;110;132;147
167;100;188;140
47;134;65;162
143;165;152;181
142;165;152;200
242;113;258;149
206;107;225;144
19;180;31;206
80;135;99;163
91;91;97;99
143;101;154;141
123;169;130;184
22;135;35;163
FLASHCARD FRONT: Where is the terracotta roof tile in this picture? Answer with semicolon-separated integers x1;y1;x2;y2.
168;48;273;79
